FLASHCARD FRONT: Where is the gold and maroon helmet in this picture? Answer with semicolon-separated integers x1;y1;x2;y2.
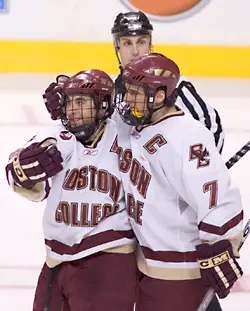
123;52;180;98
116;53;180;126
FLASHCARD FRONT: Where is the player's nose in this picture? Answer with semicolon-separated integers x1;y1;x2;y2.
131;45;139;56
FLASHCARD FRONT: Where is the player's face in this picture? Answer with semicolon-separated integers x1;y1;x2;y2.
118;35;151;66
66;93;95;128
123;83;167;121
124;83;147;117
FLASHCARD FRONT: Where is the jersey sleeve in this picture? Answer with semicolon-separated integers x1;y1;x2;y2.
159;126;243;255
6;125;74;202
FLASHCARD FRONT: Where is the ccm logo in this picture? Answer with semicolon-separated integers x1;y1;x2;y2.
199;251;229;269
83;150;98;156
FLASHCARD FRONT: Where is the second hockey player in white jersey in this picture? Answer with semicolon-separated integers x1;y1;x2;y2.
114;53;244;311
5;70;137;311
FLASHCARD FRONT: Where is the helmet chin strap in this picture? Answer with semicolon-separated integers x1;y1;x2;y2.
69;122;99;144
150;43;153;53
115;48;123;74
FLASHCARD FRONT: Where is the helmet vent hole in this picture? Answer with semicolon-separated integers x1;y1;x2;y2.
82;83;95;89
132;75;144;81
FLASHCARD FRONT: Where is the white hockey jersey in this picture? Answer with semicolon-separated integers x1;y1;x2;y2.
112;111;243;281
6;120;135;267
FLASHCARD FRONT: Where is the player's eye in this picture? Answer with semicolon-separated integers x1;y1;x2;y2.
123;41;131;47
76;99;83;105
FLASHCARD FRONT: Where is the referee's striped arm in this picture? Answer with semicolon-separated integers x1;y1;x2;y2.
176;79;225;154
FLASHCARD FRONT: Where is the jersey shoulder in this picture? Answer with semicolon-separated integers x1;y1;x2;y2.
29;124;76;160
155;113;224;176
157;112;216;156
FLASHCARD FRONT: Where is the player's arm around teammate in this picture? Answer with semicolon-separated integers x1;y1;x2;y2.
5;70;137;311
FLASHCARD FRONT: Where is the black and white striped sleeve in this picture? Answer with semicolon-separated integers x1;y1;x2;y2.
176;78;225;154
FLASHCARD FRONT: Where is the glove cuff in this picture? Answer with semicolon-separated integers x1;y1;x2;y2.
196;240;235;269
12;151;29;183
11;151;35;189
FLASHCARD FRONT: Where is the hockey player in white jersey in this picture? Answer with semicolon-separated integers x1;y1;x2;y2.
5;70;137;311
113;53;244;311
111;11;225;153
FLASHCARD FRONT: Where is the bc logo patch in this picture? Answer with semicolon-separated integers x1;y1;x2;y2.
60;131;73;140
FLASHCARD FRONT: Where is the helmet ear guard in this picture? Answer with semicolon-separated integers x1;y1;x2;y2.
160;86;179;108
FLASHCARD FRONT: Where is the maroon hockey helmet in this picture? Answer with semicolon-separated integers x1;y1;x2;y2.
123;53;180;98
116;53;180;126
61;70;114;142
63;69;114;97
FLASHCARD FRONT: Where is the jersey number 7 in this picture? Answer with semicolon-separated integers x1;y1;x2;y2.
203;180;218;209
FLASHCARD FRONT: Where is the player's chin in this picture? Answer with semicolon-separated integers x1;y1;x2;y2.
70;120;93;128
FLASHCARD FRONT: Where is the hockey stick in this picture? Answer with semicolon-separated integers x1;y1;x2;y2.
225;141;250;169
196;218;250;311
43;266;60;311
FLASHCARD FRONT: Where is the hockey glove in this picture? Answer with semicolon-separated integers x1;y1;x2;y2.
8;141;63;189
43;75;69;120
196;240;243;298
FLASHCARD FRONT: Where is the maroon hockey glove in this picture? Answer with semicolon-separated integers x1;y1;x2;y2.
196;240;243;298
43;75;69;120
8;141;63;189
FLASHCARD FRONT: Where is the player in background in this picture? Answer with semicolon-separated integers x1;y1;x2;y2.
111;11;225;153
5;70;137;311
113;53;244;311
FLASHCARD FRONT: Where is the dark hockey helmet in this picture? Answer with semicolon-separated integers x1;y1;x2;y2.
61;70;114;142
111;11;153;46
116;53;180;126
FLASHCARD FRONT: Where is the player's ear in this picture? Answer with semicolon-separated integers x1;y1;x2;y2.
155;89;165;106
